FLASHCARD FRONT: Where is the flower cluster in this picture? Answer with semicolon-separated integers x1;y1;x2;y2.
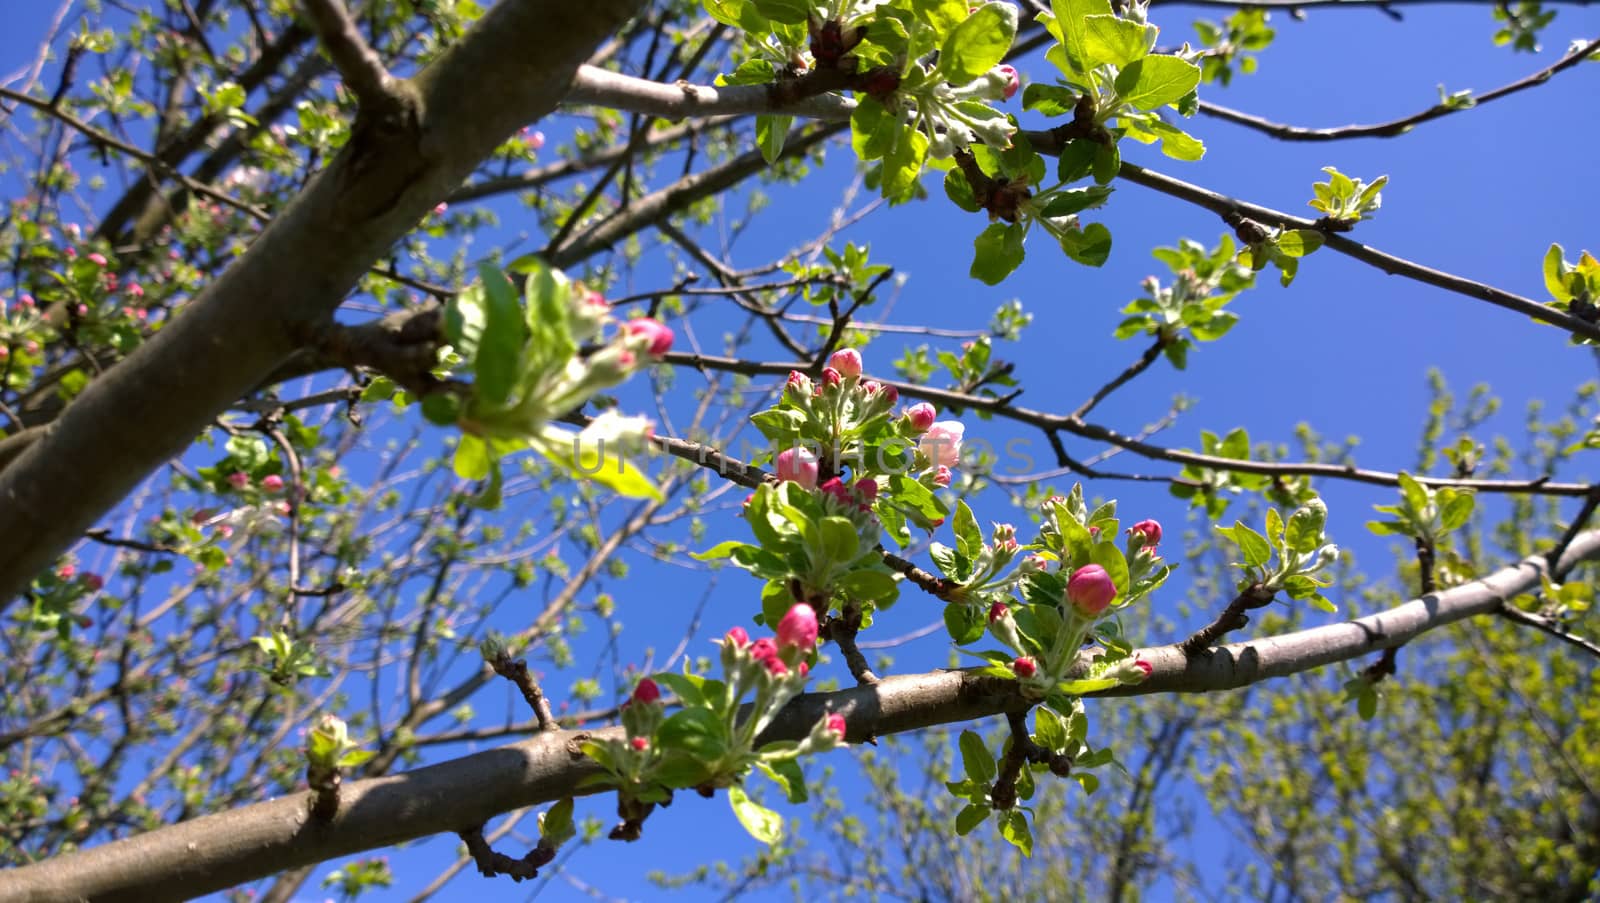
579;602;846;845
755;347;961;545
422;262;670;504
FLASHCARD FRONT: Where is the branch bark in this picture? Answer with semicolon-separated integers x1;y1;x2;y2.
0;0;647;602
7;531;1596;901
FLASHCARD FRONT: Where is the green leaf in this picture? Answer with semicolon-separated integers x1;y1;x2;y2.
1033;707;1068;751
944;168;981;212
851;99;899;161
1275;230;1324;258
944;602;986;645
454;435;491;481
971;223;1026;285
757;759;809;803
1057;139;1098;183
940;2;1019;84
756;114;792;164
692;541;752;562
1092;140;1120;186
959;730;997;783
749;0;808;24
1114;56;1201;111
999;809;1034;856
1050;0;1116;77
474;264;525;408
1230;520;1272;568
1439;490;1475;532
658;707;729;760
540;798;577;846
1284;500;1326;554
1545;243;1572;301
955;803;990;835
953;501;983;559
727;785;784;845
1055;677;1121;695
1081;15;1151;68
1038;186;1113;217
535;427;663;501
1060;222;1113;267
837;569;900;605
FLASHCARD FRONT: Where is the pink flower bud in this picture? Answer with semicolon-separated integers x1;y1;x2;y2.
1134;659;1152;677
84;573;104;592
919;421;964;469
776;602;819;653
1066;564;1117;616
853;478;878;503
932;465;952;488
764;656;789;677
819;477;853;507
57;564;76;581
1129;519;1162;548
826;713;846;739
523;129;546;151
749;637;778;662
785;370;813;397
880;384;899;404
725;626;750;648
998;65;1020;101
87;252;107;267
905;403;937;433
821;367;842;387
261;474;285;493
630;736;649;751
632;678;661;704
798;660;810;677
987;602;1009;623
432;202;448;216
623;318;673;357
1012;656;1037;678
828;348;862;378
1020;554;1048;575
227;472;250;490
126;282;144;299
775;448;819;489
993;523;1016;544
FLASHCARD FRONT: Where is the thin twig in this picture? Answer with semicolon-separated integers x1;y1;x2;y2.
823;605;879;685
459;823;555;882
487;651;557;731
1179;582;1277;655
1498;605;1600;660
1196;37;1600;141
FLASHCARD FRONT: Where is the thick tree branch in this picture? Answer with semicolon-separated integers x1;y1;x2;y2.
0;0;647;601
9;533;1593;901
299;0;405;112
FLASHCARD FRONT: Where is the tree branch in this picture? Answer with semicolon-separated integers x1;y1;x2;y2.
299;0;405;112
1195;37;1600;141
10;532;1594;901
0;0;648;601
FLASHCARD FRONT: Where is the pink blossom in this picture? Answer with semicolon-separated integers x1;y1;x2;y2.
725;626;750;648
826;713;847;739
1012;656;1037;678
1134;659;1152;677
819;477;853;507
798;660;810;677
763;655;789;677
828;348;862;378
820;367;842;387
987;601;1009;623
785;370;813;397
57;564;76;581
1066;564;1117;616
749;637;778;663
632;678;661;704
630;736;649;751
932;465;952;488
905;403;937;433
997;65;1020;101
125;282;144;299
919;421;964;469
1129;519;1162;548
227;471;250;490
261;474;285;493
776;602;819;653
853;478;878;503
879;383;899;404
624;318;674;356
523;129;546;151
432;202;448;217
775;448;819;489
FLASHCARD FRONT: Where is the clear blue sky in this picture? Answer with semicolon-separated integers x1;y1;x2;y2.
4;1;1599;900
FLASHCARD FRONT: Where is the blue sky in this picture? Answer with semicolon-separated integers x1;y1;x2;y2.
4;0;1600;900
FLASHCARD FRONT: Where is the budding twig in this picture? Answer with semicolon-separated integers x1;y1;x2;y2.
459;824;556;882
823;604;880;685
1179;582;1277;655
990;710;1070;810
487;650;558;732
298;0;405;113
